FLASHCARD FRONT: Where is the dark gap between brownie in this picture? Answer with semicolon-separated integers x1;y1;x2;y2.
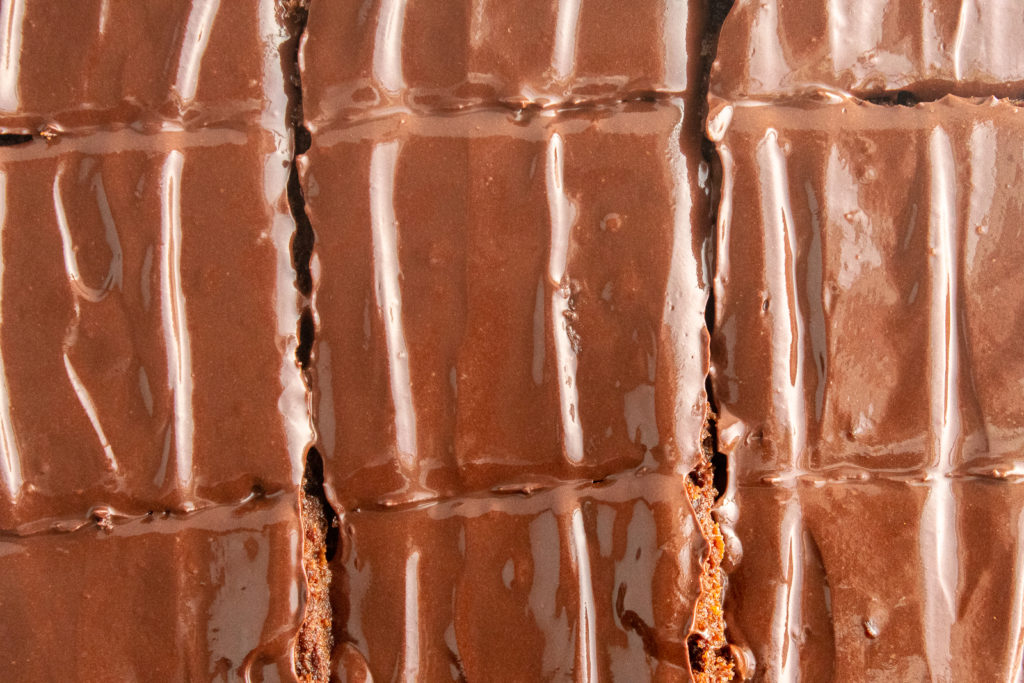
0;134;33;147
687;1;740;680
284;1;337;681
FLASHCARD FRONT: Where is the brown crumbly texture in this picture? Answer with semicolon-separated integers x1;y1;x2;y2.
295;488;333;682
686;426;733;682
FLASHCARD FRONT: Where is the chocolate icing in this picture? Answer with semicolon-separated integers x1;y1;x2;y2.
0;3;312;679
301;102;711;511
712;0;1024;101
331;473;705;679
0;495;304;680
0;0;296;134
0;129;308;530
709;97;1024;679
300;1;724;677
300;0;708;125
16;0;1024;679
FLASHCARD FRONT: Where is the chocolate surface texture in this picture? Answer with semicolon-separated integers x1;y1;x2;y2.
712;0;1024;100
300;1;726;678
0;2;312;679
2;0;1024;681
711;1;1024;680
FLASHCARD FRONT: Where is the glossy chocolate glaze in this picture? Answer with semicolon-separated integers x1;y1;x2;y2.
0;0;296;134
710;97;1024;680
712;0;1024;101
300;1;724;677
331;473;704;680
24;0;1024;680
300;0;708;126
302;102;711;511
0;129;308;530
0;495;304;680
0;3;312;679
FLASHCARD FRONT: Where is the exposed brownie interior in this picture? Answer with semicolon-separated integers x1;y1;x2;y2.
295;459;333;682
686;424;733;682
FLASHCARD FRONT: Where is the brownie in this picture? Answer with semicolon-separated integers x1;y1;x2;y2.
709;96;1024;679
300;0;708;124
0;3;312;679
712;0;1024;100
300;102;711;510
0;496;304;679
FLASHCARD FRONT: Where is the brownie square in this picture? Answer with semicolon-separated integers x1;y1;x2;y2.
0;0;295;132
712;0;1024;100
0;496;304;680
301;0;708;125
302;102;710;508
711;97;1024;479
723;477;1024;681
329;473;705;680
0;128;308;528
711;96;1024;679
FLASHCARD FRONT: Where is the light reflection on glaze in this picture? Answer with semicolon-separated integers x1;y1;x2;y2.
52;166;123;303
528;508;568;675
52;164;123;475
369;139;418;466
569;506;598;679
403;550;421;680
663;99;705;462
545;133;584;465
756;130;806;466
662;0;690;92
0;171;21;498
921;126;958;680
774;499;803;683
62;353;118;474
551;0;582;83
173;0;221;106
0;0;24;112
372;0;408;95
159;150;195;493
